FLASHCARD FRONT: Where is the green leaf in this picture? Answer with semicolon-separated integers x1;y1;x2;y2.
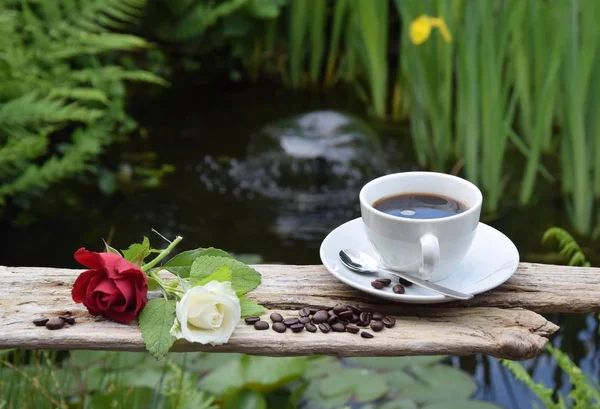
239;295;267;317
190;256;261;294
222;390;267;409
122;237;151;265
147;276;162;292
400;365;476;403
102;239;121;256
196;265;233;286
347;356;446;370
164;248;232;278
138;298;176;360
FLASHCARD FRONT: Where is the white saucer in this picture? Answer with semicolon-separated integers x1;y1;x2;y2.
319;218;519;304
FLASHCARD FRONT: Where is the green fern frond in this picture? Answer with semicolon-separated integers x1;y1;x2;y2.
542;227;590;267
501;359;562;409
0;93;104;127
71;66;168;85
169;0;249;41
48;87;109;104
0;135;48;177
546;345;600;409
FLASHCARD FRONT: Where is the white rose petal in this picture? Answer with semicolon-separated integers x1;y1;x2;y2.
171;280;241;345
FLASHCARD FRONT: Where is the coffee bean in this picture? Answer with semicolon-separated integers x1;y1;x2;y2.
346;324;360;334
399;278;414;287
305;323;317;333
273;322;287;333
299;308;311;317
46;317;64;330
372;312;384;320
291;323;304;333
333;304;347;314
375;278;392;286
371;281;385;289
33;318;49;327
312;310;329;324
361;331;374;339
327;315;338;325
348;305;362;314
382;316;396;328
254;321;269;330
319;323;331;333
245;317;260;325
59;315;75;325
350;314;359;323
359;312;371;324
328;310;336;316
283;318;299;326
308;308;319;315
331;322;346;332
270;313;283;322
300;317;311;324
370;320;384;332
393;284;405;294
338;310;353;320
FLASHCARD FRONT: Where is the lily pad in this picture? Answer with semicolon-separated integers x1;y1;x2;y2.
347;356;446;370
378;399;419;409
421;401;503;409
399;365;476;403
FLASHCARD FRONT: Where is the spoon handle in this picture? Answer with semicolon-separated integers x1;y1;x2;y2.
378;267;474;300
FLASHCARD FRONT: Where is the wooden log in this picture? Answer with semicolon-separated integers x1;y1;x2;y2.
0;264;566;359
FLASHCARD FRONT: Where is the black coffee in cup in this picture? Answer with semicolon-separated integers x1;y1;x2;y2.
373;193;467;219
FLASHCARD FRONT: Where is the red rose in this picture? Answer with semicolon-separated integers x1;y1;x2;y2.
72;248;148;324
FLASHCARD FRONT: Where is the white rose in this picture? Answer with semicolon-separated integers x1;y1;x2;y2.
171;280;241;345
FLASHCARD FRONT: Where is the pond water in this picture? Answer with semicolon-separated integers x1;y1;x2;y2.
1;78;599;408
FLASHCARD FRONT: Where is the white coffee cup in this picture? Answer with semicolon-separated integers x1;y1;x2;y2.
359;171;483;282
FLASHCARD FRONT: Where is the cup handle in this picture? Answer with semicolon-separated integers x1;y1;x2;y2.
419;234;440;280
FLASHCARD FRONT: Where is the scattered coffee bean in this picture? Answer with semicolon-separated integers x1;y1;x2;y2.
350;314;359;323
393;284;405;294
299;308;311;317
361;331;374;339
359;312;371;324
245;316;260;325
46;317;64;330
308;308;319;315
372;312;384;320
327;315;338;325
348;305;362;314
328;310;336;316
332;322;346;332
346;324;360;334
283;318;299;326
33;318;49;327
254;321;269;330
333;304;347;314
382;316;396;328
305;323;317;333
300;317;311;324
270;312;283;322
371;280;385;289
319;323;331;333
291;323;305;333
312;310;329;324
273;322;287;333
370;320;384;332
375;278;392;286
338;310;353;320
59;315;75;325
399;278;414;287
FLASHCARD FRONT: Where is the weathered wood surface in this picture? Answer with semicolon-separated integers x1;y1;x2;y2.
2;262;593;359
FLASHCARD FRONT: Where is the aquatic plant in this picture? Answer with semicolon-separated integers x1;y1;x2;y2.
0;0;165;208
542;227;590;267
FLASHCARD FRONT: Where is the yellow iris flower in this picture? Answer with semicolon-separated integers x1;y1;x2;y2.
410;15;452;45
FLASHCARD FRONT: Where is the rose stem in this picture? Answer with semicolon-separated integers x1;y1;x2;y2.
141;235;183;272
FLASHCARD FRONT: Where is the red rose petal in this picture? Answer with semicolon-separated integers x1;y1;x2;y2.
74;248;104;269
72;269;101;303
103;307;137;324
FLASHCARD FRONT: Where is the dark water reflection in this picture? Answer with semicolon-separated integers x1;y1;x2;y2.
1;81;599;408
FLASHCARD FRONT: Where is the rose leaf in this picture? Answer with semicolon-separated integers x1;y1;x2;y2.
164;248;231;278
122;237;152;266
190;256;261;294
239;295;267;317
193;265;233;286
138;298;176;360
